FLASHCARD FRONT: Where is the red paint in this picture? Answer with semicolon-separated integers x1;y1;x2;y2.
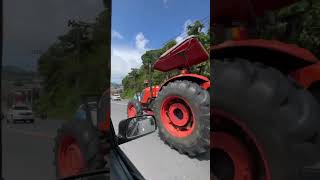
212;132;254;180
58;135;86;177
160;96;195;138
141;86;160;104
154;36;209;72
168;103;190;127
213;109;272;180
201;81;210;90
127;104;137;118
160;73;210;91
98;120;110;132
211;39;318;64
290;62;320;88
180;69;189;74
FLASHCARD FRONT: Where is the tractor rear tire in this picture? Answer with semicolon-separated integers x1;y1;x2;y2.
309;82;320;103
213;59;320;180
54;119;107;178
154;80;210;157
127;99;142;118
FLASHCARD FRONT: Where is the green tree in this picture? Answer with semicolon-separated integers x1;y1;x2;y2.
256;0;320;58
37;9;109;118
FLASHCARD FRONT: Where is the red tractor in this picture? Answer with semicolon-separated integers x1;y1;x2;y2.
212;0;320;180
127;36;210;156
127;80;160;118
53;93;110;178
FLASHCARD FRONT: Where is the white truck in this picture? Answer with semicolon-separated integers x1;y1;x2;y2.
6;103;34;124
111;94;121;101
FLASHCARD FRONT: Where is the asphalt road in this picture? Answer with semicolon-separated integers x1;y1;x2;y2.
111;100;210;180
2;118;62;180
2;100;320;180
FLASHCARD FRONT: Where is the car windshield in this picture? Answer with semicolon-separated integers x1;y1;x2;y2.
14;106;29;110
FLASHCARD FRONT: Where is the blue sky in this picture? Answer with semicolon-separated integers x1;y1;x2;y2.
111;0;210;83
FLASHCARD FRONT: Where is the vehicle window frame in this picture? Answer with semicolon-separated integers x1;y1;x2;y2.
110;120;146;180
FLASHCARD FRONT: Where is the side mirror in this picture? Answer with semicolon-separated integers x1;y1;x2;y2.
117;115;156;145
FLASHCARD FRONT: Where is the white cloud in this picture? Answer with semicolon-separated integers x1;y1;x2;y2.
111;32;150;83
111;47;142;83
135;32;149;51
175;19;193;43
112;30;124;39
175;36;184;43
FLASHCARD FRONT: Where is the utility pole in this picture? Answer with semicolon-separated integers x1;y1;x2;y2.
130;68;139;99
67;20;81;89
31;49;43;109
67;20;94;89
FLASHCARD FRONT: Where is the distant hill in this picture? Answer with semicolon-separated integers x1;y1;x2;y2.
2;66;37;81
111;82;122;88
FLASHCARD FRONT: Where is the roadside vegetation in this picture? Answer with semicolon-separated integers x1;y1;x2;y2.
255;0;320;58
35;6;110;119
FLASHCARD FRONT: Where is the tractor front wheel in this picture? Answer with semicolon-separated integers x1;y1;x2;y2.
154;80;210;156
54;119;107;178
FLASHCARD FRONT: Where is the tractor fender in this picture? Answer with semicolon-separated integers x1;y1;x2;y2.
211;39;318;74
160;74;210;91
290;62;320;89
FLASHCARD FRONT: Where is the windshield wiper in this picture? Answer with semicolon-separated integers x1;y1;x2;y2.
58;168;110;180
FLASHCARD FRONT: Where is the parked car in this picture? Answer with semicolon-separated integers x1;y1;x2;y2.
7;104;34;123
111;94;121;101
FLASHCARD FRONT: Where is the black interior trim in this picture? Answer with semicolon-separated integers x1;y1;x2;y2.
115;146;145;180
58;169;110;180
110;120;145;180
110;149;133;180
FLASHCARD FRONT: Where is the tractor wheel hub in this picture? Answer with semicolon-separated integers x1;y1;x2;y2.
160;96;195;138
168;103;190;126
212;132;253;180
